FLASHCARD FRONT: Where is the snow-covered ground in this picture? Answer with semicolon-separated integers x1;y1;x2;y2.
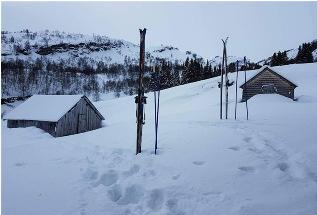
2;63;317;215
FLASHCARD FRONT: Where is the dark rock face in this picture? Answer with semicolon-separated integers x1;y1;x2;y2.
154;46;178;53
36;41;124;55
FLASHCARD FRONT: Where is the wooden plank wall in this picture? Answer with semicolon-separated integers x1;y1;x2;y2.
242;69;295;101
55;98;103;137
7;120;56;136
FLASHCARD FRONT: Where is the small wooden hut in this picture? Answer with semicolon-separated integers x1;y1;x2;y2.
5;95;105;137
240;66;297;101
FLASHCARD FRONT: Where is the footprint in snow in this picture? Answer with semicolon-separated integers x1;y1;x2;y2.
166;199;185;215
147;189;165;211
243;137;252;143
277;162;289;172
122;164;140;178
107;184;122;202
172;174;181;180
228;146;240;151
14;162;26;167
248;147;262;154
94;170;118;187
193;161;205;166
203;191;222;196
142;170;156;178
82;168;99;181
238;166;255;173
117;184;144;205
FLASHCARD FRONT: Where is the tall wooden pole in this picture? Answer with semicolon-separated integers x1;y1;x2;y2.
135;28;147;155
234;60;239;120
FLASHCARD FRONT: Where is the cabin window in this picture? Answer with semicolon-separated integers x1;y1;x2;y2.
261;84;277;94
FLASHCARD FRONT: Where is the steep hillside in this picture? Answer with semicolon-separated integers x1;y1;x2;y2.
1;30;202;65
1;30;249;69
2;62;317;215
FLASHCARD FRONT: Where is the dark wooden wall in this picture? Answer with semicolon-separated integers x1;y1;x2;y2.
242;68;296;101
55;97;103;137
7;120;56;136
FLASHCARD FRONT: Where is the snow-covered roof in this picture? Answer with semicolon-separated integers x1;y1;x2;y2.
4;95;84;122
240;66;298;88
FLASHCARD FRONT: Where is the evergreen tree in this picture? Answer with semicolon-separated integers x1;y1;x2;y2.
296;43;313;63
271;53;277;66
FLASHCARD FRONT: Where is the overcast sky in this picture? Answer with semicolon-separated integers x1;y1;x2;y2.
2;1;317;61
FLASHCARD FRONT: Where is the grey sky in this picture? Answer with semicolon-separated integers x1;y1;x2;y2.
2;1;317;61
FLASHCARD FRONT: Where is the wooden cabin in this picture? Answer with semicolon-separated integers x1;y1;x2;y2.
5;95;105;137
240;66;297;101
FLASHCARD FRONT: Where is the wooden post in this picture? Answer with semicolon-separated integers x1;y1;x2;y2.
234;60;239;120
135;28;147;155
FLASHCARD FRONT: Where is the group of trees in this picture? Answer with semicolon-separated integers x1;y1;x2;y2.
295;42;316;64
1;56;227;100
1;53;265;101
270;51;289;66
181;58;215;84
269;41;317;67
1;58;101;101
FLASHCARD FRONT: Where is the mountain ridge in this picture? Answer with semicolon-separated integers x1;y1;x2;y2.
1;29;246;67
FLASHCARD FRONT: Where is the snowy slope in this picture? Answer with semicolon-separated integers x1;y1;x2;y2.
2;63;317;215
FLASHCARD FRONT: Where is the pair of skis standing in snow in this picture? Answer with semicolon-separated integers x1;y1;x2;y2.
219;38;249;121
135;29;161;155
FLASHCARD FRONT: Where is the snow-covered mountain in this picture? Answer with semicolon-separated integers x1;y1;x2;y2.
1;30;249;67
2;30;316;69
1;30;204;66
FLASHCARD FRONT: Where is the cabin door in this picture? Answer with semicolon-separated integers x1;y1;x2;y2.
261;84;277;94
77;114;87;133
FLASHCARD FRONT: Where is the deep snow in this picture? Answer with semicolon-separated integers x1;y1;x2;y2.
2;63;317;215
